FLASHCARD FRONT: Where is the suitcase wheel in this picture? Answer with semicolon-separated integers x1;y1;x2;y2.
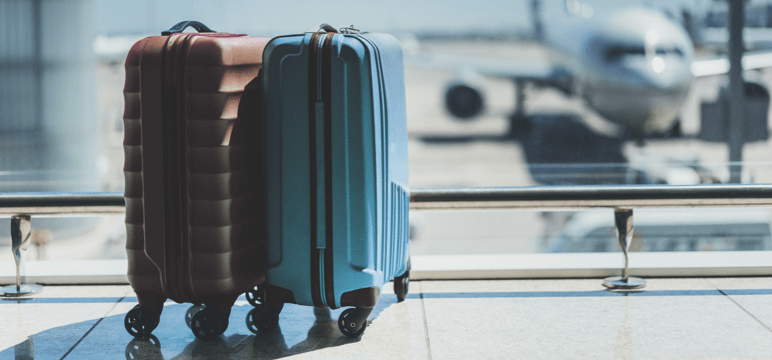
246;283;265;307
245;306;280;334
124;305;160;338
394;257;411;302
190;307;228;341
184;305;206;329
338;308;370;338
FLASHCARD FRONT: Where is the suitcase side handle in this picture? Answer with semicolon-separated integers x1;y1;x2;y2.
161;21;216;36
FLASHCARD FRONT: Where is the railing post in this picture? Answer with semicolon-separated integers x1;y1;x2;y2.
603;208;646;290
0;215;43;297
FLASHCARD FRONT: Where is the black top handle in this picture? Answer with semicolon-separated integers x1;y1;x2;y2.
305;23;339;33
161;21;216;36
304;23;361;34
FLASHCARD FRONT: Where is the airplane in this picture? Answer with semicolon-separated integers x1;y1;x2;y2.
405;2;772;140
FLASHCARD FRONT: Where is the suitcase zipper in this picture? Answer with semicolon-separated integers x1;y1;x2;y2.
321;33;336;308
160;34;194;303
161;35;181;302
177;35;194;303
308;32;337;308
316;33;328;308
308;33;323;308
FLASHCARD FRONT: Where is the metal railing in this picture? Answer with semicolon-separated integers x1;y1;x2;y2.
1;184;770;215
3;184;772;296
0;192;125;216
410;184;772;210
411;184;772;289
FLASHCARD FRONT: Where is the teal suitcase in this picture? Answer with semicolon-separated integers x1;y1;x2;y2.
254;25;410;338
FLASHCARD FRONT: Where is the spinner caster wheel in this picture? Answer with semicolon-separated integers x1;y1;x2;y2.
338;308;368;338
247;306;279;333
394;257;411;302
245;308;260;334
190;308;228;341
246;283;265;307
124;305;160;338
185;305;206;329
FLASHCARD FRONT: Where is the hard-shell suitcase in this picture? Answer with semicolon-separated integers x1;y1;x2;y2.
122;21;269;340
257;25;410;338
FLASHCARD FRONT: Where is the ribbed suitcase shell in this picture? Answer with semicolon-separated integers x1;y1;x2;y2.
262;32;409;309
124;33;269;307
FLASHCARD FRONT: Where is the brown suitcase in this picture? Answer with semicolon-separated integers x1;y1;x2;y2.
122;21;268;340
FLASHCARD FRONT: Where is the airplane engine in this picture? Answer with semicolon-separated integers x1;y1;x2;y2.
444;82;485;119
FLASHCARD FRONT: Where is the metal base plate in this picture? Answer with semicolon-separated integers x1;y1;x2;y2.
0;284;43;297
603;276;646;290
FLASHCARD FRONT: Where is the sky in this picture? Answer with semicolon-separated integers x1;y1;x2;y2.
93;0;720;37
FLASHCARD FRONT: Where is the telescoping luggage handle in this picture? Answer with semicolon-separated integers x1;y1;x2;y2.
161;21;216;36
306;23;361;34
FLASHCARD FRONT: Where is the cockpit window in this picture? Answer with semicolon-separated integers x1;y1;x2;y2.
656;47;684;57
605;45;684;63
605;45;645;62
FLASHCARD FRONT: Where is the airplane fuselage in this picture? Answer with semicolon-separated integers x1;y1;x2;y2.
547;7;695;135
440;6;697;137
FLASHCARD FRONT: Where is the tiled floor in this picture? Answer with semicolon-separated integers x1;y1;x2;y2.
3;278;772;359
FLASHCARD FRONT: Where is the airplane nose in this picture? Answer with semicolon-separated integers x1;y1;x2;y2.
641;57;692;92
652;57;665;73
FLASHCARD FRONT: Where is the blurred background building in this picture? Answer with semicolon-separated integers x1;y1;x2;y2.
0;0;103;193
0;0;105;250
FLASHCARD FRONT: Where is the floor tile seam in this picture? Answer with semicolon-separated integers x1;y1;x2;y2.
418;282;433;360
59;295;126;360
706;278;772;336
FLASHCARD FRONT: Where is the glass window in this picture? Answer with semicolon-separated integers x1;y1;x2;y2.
2;0;772;262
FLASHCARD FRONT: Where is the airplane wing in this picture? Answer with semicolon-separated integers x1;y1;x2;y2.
691;51;772;77
405;52;553;79
405;52;573;94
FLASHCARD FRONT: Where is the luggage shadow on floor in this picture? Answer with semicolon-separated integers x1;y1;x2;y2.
1;293;399;359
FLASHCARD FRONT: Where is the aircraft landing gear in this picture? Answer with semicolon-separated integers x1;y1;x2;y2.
667;119;682;138
507;79;532;138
